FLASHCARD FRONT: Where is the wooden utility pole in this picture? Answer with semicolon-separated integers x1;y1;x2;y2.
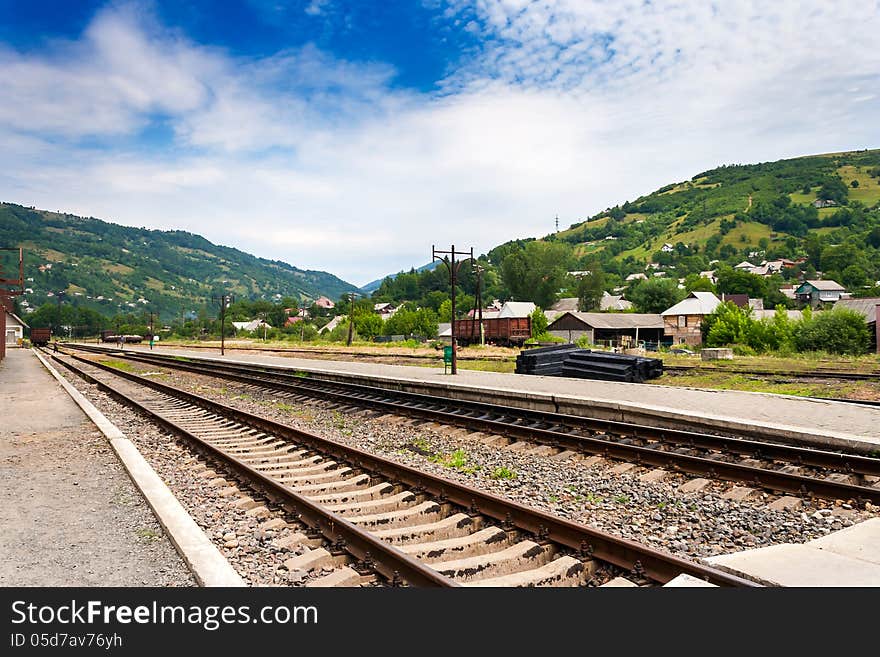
433;245;473;375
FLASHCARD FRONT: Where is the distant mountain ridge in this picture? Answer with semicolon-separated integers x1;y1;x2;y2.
0;202;357;320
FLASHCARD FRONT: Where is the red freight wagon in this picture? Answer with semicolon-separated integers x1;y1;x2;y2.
30;327;51;347
452;317;531;346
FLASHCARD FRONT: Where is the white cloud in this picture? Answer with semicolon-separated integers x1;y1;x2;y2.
0;1;878;286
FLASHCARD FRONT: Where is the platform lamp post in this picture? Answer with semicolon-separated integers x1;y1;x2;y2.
433;245;474;375
212;293;234;356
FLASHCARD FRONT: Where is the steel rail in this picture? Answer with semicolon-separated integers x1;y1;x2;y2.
51;349;757;587
67;345;880;504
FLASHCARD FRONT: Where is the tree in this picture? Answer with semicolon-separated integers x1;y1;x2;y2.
627;278;685;313
575;262;605;311
529;308;548;338
353;312;383;339
437;299;452;322
501;241;573;309
818;176;848;205
714;267;767;298
851;180;859;188
841;264;868;290
685;275;716;293
384;308;438;338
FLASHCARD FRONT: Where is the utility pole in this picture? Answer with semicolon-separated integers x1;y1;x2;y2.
472;262;485;346
212;293;234;356
299;297;312;342
433;244;473;375
346;292;359;346
148;311;155;350
555;215;559;233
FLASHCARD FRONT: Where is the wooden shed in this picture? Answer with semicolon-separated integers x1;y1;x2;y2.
547;312;665;348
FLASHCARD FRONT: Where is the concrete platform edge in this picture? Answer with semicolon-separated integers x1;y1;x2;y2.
33;349;245;587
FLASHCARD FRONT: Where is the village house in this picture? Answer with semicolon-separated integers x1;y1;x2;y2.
660;291;722;345
232;319;272;333
498;301;536;318
660;243;674;253
625;272;648;283
4;309;28;346
812;199;837;208
313;296;335;309
795;280;847;305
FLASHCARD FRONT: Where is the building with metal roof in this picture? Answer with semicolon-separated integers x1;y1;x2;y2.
660;292;721;345
547;311;664;347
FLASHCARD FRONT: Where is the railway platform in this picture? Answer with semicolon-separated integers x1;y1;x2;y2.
0;348;208;586
705;518;880;586
105;344;880;454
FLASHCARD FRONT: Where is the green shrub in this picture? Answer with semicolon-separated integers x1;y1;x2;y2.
793;308;870;355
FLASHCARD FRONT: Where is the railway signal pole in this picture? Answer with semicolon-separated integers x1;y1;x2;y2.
432;244;473;375
212;293;234;356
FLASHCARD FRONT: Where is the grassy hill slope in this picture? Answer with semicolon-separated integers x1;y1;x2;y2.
0;202;357;321
553;149;880;269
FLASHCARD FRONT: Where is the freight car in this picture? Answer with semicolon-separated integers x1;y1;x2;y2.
453;316;531;346
100;329;117;343
30;327;52;347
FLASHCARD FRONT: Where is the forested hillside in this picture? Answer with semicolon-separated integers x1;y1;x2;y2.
0;202;356;321
368;149;880;315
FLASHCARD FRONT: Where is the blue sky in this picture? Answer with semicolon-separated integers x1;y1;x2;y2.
1;1;878;286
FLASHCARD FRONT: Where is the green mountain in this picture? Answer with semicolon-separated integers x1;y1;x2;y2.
0;202;357;321
551;148;880;274
369;149;880;315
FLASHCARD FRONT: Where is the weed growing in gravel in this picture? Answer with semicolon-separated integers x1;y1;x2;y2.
614;494;631;504
293;371;309;378
490;466;516;480
657;501;668;511
430;448;479;473
584;493;603;504
136;527;160;540
547;494;559;503
407;437;435;457
333;412;346;429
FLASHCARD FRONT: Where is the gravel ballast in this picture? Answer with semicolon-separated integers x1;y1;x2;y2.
63;356;880;571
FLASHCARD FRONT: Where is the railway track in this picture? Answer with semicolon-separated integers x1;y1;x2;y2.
47;348;754;587
64;344;880;506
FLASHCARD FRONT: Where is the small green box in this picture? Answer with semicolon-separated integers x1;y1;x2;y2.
443;346;453;364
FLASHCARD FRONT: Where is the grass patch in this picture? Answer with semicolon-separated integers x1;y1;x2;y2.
656;370;877;400
430;448;480;474
135;527;160;540
102;359;137;372
406;437;435;457
490;466;516;480
614;494;631;505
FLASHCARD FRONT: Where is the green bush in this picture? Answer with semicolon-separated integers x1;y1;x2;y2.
793;308;870;355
